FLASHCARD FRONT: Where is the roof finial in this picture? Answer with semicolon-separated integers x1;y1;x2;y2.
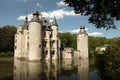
79;24;87;34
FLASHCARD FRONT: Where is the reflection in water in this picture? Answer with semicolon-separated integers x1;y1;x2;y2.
78;59;89;80
14;59;89;80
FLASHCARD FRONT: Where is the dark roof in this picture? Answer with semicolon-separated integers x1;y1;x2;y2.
52;17;58;26
33;10;39;15
78;25;87;35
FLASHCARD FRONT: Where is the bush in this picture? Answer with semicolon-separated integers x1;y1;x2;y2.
0;51;14;57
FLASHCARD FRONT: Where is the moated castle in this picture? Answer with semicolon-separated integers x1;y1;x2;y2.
14;10;88;61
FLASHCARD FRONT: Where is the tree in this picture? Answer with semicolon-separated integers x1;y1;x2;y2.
96;37;120;80
64;0;120;29
0;25;17;52
58;32;77;50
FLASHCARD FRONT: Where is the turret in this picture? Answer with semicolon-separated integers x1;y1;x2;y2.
51;17;60;59
77;25;88;59
79;25;87;35
24;14;29;29
28;10;42;61
52;16;58;26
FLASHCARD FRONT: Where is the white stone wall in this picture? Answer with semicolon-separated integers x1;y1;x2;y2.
61;48;80;59
73;50;80;58
62;48;73;59
51;25;58;59
28;22;42;61
23;30;29;58
45;31;51;60
77;34;88;59
14;26;23;58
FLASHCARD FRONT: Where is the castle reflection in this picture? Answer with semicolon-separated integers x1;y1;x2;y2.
14;59;89;80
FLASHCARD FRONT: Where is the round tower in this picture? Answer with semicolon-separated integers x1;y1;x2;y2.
28;10;42;61
77;25;88;59
14;25;23;58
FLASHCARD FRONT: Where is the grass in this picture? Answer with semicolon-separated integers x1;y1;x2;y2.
0;51;14;57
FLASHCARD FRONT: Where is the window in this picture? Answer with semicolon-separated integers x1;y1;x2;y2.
27;42;29;50
44;31;46;37
43;41;47;47
50;31;53;38
52;50;55;55
46;50;48;55
50;42;54;48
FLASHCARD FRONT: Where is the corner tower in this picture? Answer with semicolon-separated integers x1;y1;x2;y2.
77;25;88;59
28;10;42;61
51;17;60;59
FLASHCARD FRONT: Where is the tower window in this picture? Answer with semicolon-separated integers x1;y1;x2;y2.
27;42;29;50
52;50;55;55
44;20;47;23
50;31;53;38
44;31;46;37
43;41;47;47
50;41;55;48
46;50;48;55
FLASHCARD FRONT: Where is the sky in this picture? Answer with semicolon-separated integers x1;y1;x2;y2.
0;0;120;38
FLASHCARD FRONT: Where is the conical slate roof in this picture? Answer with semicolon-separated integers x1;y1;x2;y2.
52;17;58;26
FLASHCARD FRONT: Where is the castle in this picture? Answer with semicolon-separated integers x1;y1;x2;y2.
14;10;88;61
62;25;88;59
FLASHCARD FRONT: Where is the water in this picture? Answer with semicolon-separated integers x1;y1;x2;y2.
0;57;100;80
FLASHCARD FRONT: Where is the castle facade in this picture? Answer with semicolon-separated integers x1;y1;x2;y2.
14;10;60;61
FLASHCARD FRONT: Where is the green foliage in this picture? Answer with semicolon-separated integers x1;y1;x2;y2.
58;33;109;56
96;37;120;80
0;25;17;56
58;32;77;50
64;0;120;29
88;36;109;56
0;51;14;57
89;36;108;49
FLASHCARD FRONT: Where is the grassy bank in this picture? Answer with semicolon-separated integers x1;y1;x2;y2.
0;51;14;57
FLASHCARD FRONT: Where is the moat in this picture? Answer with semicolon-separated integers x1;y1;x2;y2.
0;57;100;80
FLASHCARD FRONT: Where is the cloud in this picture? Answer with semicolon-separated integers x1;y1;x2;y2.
16;0;27;2
17;14;33;21
41;9;79;20
60;28;103;37
67;28;88;33
17;9;80;21
56;1;67;7
36;3;42;8
88;32;103;36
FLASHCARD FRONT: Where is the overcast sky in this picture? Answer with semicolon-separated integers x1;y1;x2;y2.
0;0;120;38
